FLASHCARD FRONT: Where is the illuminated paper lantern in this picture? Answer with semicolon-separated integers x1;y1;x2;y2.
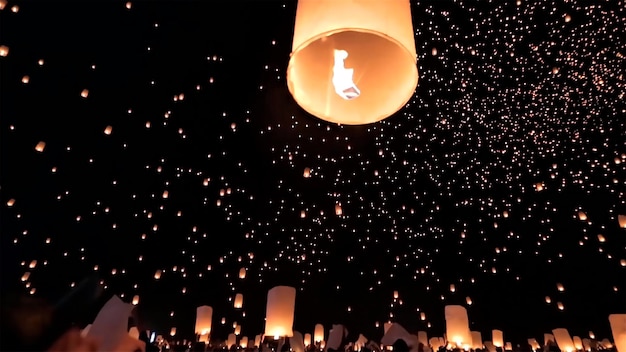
618;215;626;228
492;330;504;347
35;141;46;152
170;327;176;337
0;0;6;10
304;333;312;347
505;342;513;350
154;270;162;279
573;336;583;350
471;331;483;349
290;331;306;352
81;89;89;98
29;260;37;269
600;339;614;349
240;336;248;348
0;45;9;57
227;333;236;348
450;284;456;292
545;334;556;345
303;167;311;178
235;325;241;335
264;286;296;338
132;295;139;305
528;338;540;351
234;293;244;308
335;203;343;216
589;331;595;339
383;322;392;334
609;314;626;352
430;337;443;350
466;296;473;305
393;290;399;299
104;125;113;135
7;198;15;207
420;312;426;321
418;331;428;346
239;267;246;279
553;329;576;352
314;323;324;342
444;305;472;346
255;334;262;347
582;339;592;351
21;272;30;281
578;211;587;221
195;305;213;336
286;0;418;125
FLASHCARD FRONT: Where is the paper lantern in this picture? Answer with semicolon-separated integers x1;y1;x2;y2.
234;293;244;308
264;286;296;338
227;333;236;348
240;336;248;348
557;283;565;292
418;331;428;346
255;335;262;347
609;314;626;352
466;296;472;305
450;284;456;293
304;333;312;347
545;334;556;345
588;331;595;339
528;338;540;351
303;167;311;178
21;272;30;281
235;325;241;336
0;0;6;10
104;125;113;135
578;211;587;221
286;0;418;125
553;329;575;352
7;198;15;207
619;215;626;228
29;260;37;269
383;322;392;334
471;331;483;349
573;336;583;350
239;267;246;279
430;337;443;350
393;290;399;299
420;312;426;321
492;330;504;347
335;203;343;216
35;141;46;152
154;270;162;279
444;305;472;346
81;89;89;98
195;305;213;335
170;327;176;337
132;295;139;305
505;342;513;350
484;341;496;352
0;45;9;57
314;323;324;342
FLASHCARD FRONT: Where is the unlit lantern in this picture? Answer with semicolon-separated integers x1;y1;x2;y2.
287;0;418;125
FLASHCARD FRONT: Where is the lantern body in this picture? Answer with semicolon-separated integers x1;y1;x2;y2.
239;267;246;279
471;331;483;349
552;328;576;352
227;333;236;348
609;314;626;352
235;325;242;336
418;331;428;346
528;338;540;351
445;305;471;346
240;336;248;348
287;0;418;125
573;336;583;350
195;305;213;335
314;323;324;342
304;333;312;346
264;286;296;338
492;330;504;347
234;293;244;309
255;335;262;347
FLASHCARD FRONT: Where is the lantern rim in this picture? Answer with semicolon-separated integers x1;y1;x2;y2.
287;28;418;125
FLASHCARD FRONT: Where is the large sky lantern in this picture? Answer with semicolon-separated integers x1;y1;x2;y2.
227;333;236;349
240;336;249;348
552;328;576;352
234;293;244;308
609;314;626;352
492;330;504;348
444;305;472;347
304;333;312;347
314;323;324;342
286;0;418;125
471;331;483;349
264;286;296;339
195;305;213;340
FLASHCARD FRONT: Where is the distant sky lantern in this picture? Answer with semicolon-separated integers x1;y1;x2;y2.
234;325;241;335
578;211;587;221
608;314;626;352
196;306;213;337
303;167;311;178
335;204;343;216
466;296;472;305
162;190;169;199
420;312;426;321
104;125;113;135
619;215;626;228
492;330;504;348
287;0;418;125
7;198;15;207
22;75;30;84
314;323;324;342
450;284;456;293
0;0;6;10
170;327;176;337
0;45;8;57
264;286;296;338
29;260;37;269
557;283;565;292
557;302;565;310
535;182;544;191
445;305;472;346
573;336;583;350
81;89;89;98
227;334;236;349
239;267;246;279
221;317;226;325
154;269;162;279
35;141;46;152
234;293;244;308
471;331;483;349
21;272;30;281
545;296;552;304
132;295;139;305
597;234;606;242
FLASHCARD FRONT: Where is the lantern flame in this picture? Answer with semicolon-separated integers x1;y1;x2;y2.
332;50;360;100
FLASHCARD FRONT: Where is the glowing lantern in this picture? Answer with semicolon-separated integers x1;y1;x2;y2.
81;89;89;98
314;323;324;342
535;182;544;191
552;328;576;352
573;336;583;350
234;325;241;336
578;211;587;221
557;302;565;310
505;342;513;350
29;260;37;269
471;331;483;349
0;45;9;57
420;312;426;321
545;334;556;345
22;75;30;84
234;293;244;308
450;284;456;293
335;204;343;216
303;167;311;178
132;295;139;305
589;331;595;339
0;0;6;10
545;296;552;304
492;330;504;348
227;333;236;348
597;234;606;243
619;215;626;228
445;305;472;346
154;270;162;279
170;327;176;337
528;339;540;351
104;125;113;135
162;190;169;198
255;335;262;347
304;333;312;347
466;296;472;305
582;338;592;351
240;336;248;348
264;286;296;338
609;314;626;352
239;267;246;279
286;0;418;125
7;198;15;207
393;290;399;299
383;322;392;334
195;306;213;336
35;141;46;152
418;331;428;346
557;283;565;292
430;337;443;350
21;272;30;281
221;317;226;325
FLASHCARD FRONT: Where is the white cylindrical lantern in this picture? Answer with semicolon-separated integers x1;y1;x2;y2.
618;215;626;228
553;328;576;352
609;314;626;352
505;342;513;350
430;337;442;350
132;295;140;305
444;305;471;346
492;330;504;347
234;293;244;309
239;267;246;279
235;325;242;336
287;0;418;125
170;327;176;337
471;331;483;349
255;334;262;347
240;336;248;348
573;336;583;350
195;305;213;336
264;286;296;338
314;323;324;342
304;333;312;347
528;338;540;351
227;333;236;348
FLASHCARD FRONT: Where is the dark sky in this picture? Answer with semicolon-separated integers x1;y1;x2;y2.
1;0;625;347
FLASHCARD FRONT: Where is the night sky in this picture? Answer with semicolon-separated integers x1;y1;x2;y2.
1;0;625;346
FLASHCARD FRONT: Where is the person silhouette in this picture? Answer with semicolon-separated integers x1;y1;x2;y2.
332;49;361;100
